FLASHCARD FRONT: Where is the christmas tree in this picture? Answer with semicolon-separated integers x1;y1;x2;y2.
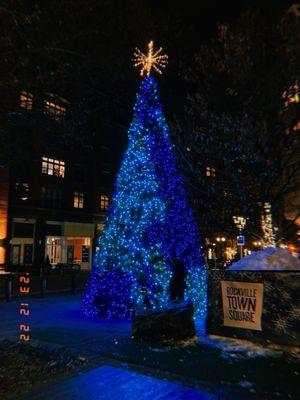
82;42;207;321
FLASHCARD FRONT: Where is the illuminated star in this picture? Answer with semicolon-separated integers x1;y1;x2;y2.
133;41;168;77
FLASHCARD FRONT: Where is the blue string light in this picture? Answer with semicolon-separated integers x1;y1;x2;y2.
82;77;207;321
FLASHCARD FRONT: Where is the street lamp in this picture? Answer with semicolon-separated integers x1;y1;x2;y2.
215;237;226;267
233;216;247;233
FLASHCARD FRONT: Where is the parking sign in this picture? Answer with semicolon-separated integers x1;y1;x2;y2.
237;235;245;246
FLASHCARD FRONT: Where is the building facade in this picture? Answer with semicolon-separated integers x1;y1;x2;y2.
0;90;117;270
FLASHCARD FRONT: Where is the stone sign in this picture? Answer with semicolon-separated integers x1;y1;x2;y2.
221;280;263;331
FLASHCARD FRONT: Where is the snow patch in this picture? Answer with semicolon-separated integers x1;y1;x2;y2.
229;247;300;271
203;335;282;360
238;380;253;389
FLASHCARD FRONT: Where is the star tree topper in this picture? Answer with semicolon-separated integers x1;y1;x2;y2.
133;41;168;77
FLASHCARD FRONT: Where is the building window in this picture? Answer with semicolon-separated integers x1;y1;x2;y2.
100;195;109;210
66;237;91;264
42;157;65;178
15;182;29;201
41;187;63;208
97;223;104;232
20;91;33;110
206;166;216;177
283;81;300;133
44;100;66;120
74;192;84;209
46;237;62;264
283;81;299;107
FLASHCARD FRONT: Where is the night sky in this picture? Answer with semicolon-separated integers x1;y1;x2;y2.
0;0;296;143
120;0;295;121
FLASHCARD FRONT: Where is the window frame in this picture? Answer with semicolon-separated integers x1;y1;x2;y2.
42;157;65;178
205;166;216;177
74;191;84;209
41;186;63;208
100;195;109;211
44;100;67;121
15;182;30;201
20;91;33;110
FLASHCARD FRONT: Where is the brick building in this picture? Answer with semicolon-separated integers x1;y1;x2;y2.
0;90;120;269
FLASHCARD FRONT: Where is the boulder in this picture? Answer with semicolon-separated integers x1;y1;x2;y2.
132;302;196;343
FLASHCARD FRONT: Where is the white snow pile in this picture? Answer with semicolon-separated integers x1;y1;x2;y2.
229;247;300;271
202;335;279;360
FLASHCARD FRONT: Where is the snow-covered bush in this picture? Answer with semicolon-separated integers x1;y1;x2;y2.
229;247;300;271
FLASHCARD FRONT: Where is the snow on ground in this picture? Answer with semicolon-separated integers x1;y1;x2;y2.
149;333;300;362
201;335;283;360
229;247;300;271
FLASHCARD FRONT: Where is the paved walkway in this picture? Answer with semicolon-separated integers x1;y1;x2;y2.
28;365;218;400
1;293;299;399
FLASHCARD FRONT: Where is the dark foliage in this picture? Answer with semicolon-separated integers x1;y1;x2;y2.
174;7;300;242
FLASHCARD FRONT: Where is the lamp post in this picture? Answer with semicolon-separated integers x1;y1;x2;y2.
215;236;226;267
211;242;216;268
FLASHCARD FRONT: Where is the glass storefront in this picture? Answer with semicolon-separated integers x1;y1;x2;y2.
66;237;91;264
45;236;91;268
46;236;62;264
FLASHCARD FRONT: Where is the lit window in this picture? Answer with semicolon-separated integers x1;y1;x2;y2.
97;223;104;231
74;192;84;209
283;81;300;134
44;100;66;120
42;157;65;178
283;81;299;107
206;166;216;177
20;91;33;110
100;195;109;210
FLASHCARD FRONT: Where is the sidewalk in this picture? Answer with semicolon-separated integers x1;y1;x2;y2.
1;293;299;399
26;365;227;400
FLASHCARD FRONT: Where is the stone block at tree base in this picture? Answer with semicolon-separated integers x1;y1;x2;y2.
132;302;196;343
